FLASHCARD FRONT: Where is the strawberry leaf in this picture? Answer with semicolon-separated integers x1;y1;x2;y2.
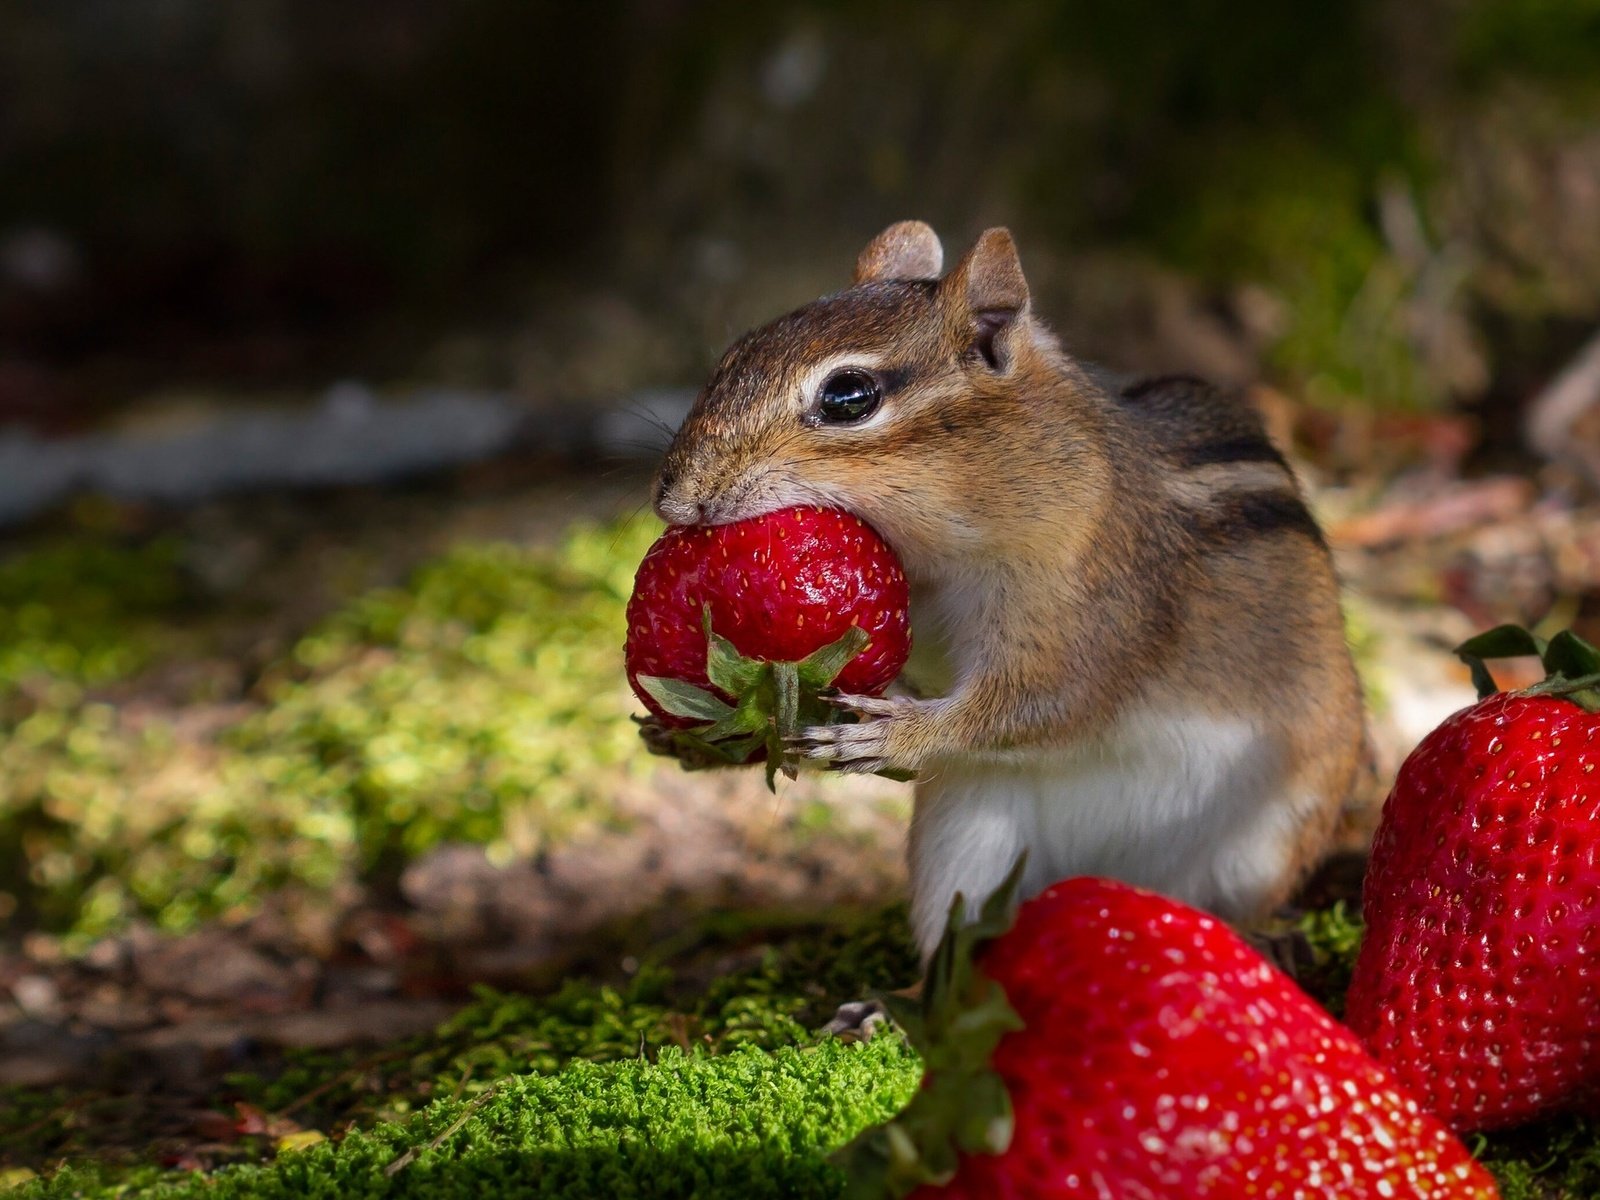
721;731;767;762
956;1071;1014;1156
1456;624;1548;698
639;614;903;791
835;855;1028;1198
1542;629;1600;682
634;715;761;770
773;661;801;736
796;625;870;689
1457;624;1600;710
701;607;766;695
636;675;736;723
698;673;773;741
668;730;745;765
766;661;805;786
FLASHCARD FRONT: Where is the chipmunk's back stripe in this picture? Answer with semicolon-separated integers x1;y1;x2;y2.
1121;373;1207;402
1176;434;1287;469
1195;491;1326;547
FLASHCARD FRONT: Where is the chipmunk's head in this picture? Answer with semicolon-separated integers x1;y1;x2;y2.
654;221;1085;572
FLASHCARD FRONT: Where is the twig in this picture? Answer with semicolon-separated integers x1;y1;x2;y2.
6;1095;92;1143
382;1085;497;1178
1527;325;1600;464
274;1045;414;1119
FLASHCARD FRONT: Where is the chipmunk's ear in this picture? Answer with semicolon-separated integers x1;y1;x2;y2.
941;227;1030;371
853;220;944;285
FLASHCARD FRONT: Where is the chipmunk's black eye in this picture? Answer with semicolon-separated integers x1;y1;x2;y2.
817;369;882;424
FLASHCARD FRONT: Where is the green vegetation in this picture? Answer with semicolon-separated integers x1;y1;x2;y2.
0;520;660;936
223;525;655;885
1295;901;1365;1020
1341;596;1388;716
228;909;921;1135
10;895;1598;1197
5;910;924;1197
1158;141;1435;409
1479;1117;1600;1200
1058;0;1439;409
0;537;186;698
1456;0;1600;88
21;1039;921;1200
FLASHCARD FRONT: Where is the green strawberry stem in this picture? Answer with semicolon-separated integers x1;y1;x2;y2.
834;857;1029;1199
637;608;892;790
1457;624;1600;712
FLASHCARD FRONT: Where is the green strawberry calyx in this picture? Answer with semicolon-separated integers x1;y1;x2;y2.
634;608;910;790
834;857;1029;1199
1457;624;1600;712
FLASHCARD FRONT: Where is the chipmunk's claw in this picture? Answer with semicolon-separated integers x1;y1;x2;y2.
823;691;901;718
788;722;892;774
823;999;888;1042
793;693;934;775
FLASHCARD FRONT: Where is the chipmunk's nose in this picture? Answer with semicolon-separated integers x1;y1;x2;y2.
653;467;705;526
656;497;704;525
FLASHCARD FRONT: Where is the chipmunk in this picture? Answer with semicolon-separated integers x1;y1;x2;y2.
653;220;1366;959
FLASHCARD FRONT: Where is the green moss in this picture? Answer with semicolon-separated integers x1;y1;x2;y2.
224;908;919;1135
0;536;194;929
1;900;918;1175
11;901;1600;1197
1153;137;1438;410
11;912;922;1197
222;523;658;883
1295;901;1365;1019
0;537;186;700
1478;1117;1600;1199
1456;0;1600;90
1342;596;1388;716
22;1039;921;1200
0;519;661;936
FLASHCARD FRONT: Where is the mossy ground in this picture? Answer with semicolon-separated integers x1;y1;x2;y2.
7;902;1596;1198
0;513;660;938
4;909;925;1198
1;508;1597;1198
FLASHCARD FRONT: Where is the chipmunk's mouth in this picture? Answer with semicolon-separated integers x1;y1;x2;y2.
654;476;770;527
656;490;763;529
663;469;888;538
690;473;795;527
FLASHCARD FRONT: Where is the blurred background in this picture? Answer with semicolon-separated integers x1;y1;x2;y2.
3;0;1600;1177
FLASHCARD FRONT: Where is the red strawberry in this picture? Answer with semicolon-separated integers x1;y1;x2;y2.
625;506;910;781
1346;624;1600;1133
841;870;1498;1199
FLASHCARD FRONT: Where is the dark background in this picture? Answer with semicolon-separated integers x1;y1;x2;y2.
4;0;1597;440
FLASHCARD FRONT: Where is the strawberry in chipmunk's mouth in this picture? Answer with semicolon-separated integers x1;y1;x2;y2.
625;504;911;784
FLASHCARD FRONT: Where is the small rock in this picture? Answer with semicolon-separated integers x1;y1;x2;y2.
0;1020;109;1087
135;931;293;1004
82;935;133;974
10;974;61;1020
254;1001;455;1050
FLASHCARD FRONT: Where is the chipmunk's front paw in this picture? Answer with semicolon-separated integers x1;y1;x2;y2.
791;694;940;775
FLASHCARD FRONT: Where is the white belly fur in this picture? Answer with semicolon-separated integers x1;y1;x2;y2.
906;703;1302;957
